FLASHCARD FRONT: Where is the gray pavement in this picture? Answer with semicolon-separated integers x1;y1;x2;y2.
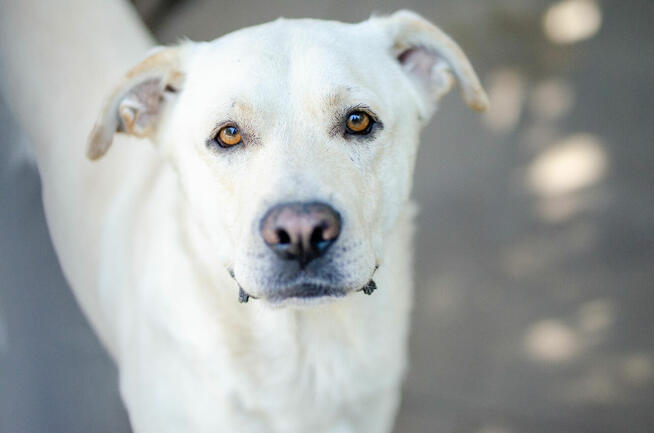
1;1;653;432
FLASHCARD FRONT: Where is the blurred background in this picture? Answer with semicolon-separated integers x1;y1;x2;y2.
1;0;653;432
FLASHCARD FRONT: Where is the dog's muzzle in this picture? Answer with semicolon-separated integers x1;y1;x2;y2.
231;201;377;304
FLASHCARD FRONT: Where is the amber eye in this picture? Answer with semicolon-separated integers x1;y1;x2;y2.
215;125;242;148
345;111;373;135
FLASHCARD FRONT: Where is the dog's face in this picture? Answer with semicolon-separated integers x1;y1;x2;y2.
88;10;487;306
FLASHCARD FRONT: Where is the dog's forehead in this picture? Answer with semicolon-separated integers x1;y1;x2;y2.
184;18;392;108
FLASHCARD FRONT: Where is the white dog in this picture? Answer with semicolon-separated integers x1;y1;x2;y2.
1;1;487;432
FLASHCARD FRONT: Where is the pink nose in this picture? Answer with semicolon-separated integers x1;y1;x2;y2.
260;202;341;267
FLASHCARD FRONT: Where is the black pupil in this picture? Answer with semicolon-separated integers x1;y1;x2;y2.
225;126;238;136
350;113;364;125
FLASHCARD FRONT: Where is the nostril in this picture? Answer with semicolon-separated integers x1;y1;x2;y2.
310;225;325;248
276;228;291;245
311;222;339;255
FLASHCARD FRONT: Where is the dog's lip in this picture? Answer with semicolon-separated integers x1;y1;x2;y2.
233;277;349;305
232;264;379;305
267;282;348;304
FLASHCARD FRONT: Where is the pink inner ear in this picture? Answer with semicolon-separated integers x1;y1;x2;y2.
398;47;437;82
117;78;164;135
398;46;455;99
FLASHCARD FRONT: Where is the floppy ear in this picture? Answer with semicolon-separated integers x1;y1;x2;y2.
87;47;185;160
382;10;489;114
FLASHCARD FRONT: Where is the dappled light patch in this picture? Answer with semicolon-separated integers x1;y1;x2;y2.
483;68;526;133
521;301;653;406
543;0;602;45
525;319;580;363
525;132;609;223
621;354;653;385
526;133;608;198
577;298;614;335
525;299;617;364
515;77;604;224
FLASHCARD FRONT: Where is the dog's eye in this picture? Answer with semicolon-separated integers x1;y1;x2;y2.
345;111;373;135
214;124;242;148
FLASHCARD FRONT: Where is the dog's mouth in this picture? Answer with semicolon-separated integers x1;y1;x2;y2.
231;267;378;305
267;283;348;305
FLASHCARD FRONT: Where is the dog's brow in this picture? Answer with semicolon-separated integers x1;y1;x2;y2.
230;100;256;119
323;87;352;111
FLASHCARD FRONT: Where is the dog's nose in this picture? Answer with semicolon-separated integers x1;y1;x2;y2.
260;202;341;267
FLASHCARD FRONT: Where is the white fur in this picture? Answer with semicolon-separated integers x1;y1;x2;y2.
0;2;487;432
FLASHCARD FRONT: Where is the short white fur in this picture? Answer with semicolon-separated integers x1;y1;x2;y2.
0;3;487;432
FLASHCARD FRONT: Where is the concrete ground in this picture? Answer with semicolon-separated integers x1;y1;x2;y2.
1;0;653;432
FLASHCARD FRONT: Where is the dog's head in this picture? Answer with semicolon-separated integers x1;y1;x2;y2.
87;10;487;306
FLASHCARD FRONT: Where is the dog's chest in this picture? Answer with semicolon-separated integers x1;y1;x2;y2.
122;276;408;433
215;298;405;430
